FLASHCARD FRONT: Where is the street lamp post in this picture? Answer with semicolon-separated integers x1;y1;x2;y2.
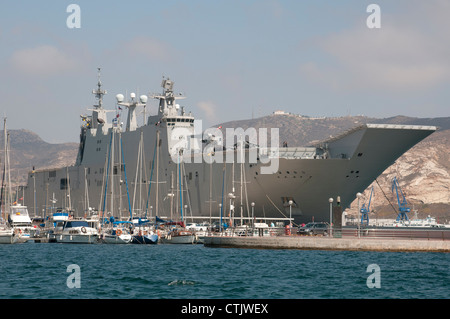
219;203;223;233
251;202;255;230
328;198;334;236
356;192;362;238
288;200;293;235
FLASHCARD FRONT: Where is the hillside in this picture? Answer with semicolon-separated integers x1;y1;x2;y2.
1;129;78;186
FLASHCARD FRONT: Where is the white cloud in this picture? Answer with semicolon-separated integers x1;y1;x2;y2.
300;5;450;92
10;45;79;76
123;36;173;62
197;100;219;124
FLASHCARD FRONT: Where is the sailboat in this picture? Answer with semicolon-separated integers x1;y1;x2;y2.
130;130;159;244
98;128;135;244
0;118;31;243
130;218;158;244
102;219;133;244
160;150;196;244
55;165;98;244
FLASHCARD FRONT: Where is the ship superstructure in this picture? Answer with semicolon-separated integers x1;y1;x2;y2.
22;72;437;224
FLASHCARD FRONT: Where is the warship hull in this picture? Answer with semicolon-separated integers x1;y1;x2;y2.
21;77;437;224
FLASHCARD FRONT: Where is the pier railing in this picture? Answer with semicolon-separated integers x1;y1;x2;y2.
337;227;450;241
206;226;450;241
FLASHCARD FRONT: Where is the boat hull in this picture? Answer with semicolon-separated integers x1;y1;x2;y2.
102;234;132;244
0;230;16;244
161;233;196;244
131;234;158;244
56;234;98;244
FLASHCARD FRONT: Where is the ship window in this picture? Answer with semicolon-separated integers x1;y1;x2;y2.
49;171;56;178
358;153;363;157
189;172;192;180
60;178;68;190
177;118;181;122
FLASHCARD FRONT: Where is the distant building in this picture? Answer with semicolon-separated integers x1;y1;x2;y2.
273;110;288;115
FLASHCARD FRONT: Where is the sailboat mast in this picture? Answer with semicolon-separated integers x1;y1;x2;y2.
240;142;244;226
2;118;9;219
132;133;142;215
110;129;114;218
178;151;183;223
6;133;12;212
66;167;71;212
209;162;212;227
84;167;90;215
118;132;123;220
155;130;160;218
170;171;174;221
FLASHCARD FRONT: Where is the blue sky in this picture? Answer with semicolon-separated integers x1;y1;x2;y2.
1;1;449;142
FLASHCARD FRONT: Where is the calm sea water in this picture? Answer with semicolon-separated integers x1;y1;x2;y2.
0;243;448;300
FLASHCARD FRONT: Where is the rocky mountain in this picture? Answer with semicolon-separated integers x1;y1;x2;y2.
1;129;78;186
4;113;450;223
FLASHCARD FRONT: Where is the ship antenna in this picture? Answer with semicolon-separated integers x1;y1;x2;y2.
92;67;107;108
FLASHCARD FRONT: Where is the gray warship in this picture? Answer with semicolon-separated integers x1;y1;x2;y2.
22;72;437;224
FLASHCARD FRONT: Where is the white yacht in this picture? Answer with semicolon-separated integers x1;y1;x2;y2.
186;222;208;243
56;220;99;244
8;204;35;241
0;227;18;244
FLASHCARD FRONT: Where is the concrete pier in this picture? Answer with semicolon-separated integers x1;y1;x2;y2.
203;236;450;253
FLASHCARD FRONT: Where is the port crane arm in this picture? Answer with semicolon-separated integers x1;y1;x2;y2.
360;185;373;225
392;177;410;222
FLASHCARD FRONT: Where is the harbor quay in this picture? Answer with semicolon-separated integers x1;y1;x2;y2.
203;230;450;253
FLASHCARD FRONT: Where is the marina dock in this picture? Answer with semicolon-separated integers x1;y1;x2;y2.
203;234;450;253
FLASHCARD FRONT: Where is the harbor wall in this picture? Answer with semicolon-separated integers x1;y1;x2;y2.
203;236;450;252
